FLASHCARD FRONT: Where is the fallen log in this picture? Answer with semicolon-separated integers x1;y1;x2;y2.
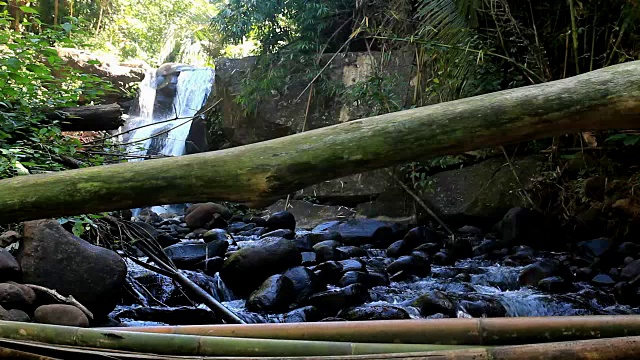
47;103;124;131
1;61;640;223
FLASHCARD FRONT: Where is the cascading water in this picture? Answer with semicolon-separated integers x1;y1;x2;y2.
122;64;215;216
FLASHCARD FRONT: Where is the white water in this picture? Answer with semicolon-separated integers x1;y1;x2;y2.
123;65;215;216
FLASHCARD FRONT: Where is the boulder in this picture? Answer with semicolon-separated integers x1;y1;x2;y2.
34;304;89;327
266;211;296;231
338;271;388;288
0;249;20;281
338;304;410;321
496;207;548;248
386;254;431;278
266;200;355;229
410;290;456;317
577;238;613;261
163;240;229;269
305;284;370;313
421;157;543;225
313;240;345;262
184;203;231;229
621;259;640;280
312;220;394;246
283;306;322;323
282;267;325;304
0;231;21;248
0;283;27;309
519;259;561;286
220;238;301;296
246;275;295;313
18;220;127;318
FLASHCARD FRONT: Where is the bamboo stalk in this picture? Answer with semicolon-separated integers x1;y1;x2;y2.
101;315;640;345
0;346;59;359
0;321;474;357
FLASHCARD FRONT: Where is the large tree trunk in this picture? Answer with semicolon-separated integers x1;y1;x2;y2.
1;61;640;224
48;103;124;131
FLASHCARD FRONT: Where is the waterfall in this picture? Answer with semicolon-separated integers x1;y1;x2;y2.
122;64;215;216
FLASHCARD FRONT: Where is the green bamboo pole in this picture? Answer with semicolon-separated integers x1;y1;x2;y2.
0;346;60;360
101;315;640;345
0;321;475;357
1;61;640;224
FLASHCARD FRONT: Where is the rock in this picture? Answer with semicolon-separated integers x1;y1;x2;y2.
267;211;296;231
473;240;499;257
34;304;89;327
266;200;355;229
163;240;229;269
283;305;322;323
246;275;295;313
203;229;230;243
414;243;442;256
312;220;394;247
184;203;231;229
432;250;454;266
131;221;159;239
457;226;483;237
386;240;411;258
156;233;180;248
195;257;225;276
339;271;389;288
227;222;255;234
0;231;21;247
621;259;640;280
18;220;127;318
6;309;30;322
313;240;345;262
312;261;344;284
301;252;317;265
220;238;301;296
519;259;560;286
137;209;162;223
239;227;268;237
459;299;506;318
0;249;20;281
6;282;36;306
592;274;616;286
404;226;441;248
537;276;569;293
339;304;410;321
577;237;613;260
282;266;325;304
337;246;367;258
446;237;473;259
615;282;639;306
339;259;366;273
261;229;295;240
387;254;431;277
422;157;543;224
114;306;218;325
583;176;607;201
0;283;27;309
410;290;456;317
305;284;370;313
496;207;548;248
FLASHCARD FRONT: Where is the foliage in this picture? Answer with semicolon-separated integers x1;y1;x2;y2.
59;213;107;237
0;5;112;178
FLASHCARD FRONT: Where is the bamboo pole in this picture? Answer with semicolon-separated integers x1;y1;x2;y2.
0;346;59;360
101;315;640;345
0;321;475;357
1;61;640;224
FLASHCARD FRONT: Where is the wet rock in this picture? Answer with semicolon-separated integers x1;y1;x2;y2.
312;220;394;246
18;219;127;318
114;306;218;325
7;309;30;322
387;254;431;278
447;237;473;259
203;229;229;243
313;240;345;262
496;207;547;248
196;257;224;276
163;240;229;269
473;240;499;257
0;283;27;309
239;227;268;237
339;259;366;273
267;211;296;231
410;290;456;317
137;209;162;224
519;259;560;286
457;226;483;237
386;240;411;258
283;266;325;304
404;226;441;248
339;271;388;288
283;305;322;323
261;229;295;240
34;304;89;327
625;257;635;265
338;304;410;320
0;249;19;281
305;284;370;313
246;274;295;313
266;200;356;229
537;276;569;293
338;246;367;258
615;282;639;305
459;299;506;318
414;243;441;256
577;237;613;261
0;231;21;248
592;274;616;286
156;232;180;248
186;229;209;240
301;252;317;265
621;259;640;280
221;238;301;296
312;261;344;284
184;203;231;229
432;250;454;266
227;222;255;234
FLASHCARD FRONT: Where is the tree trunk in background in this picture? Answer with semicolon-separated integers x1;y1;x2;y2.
47;103;124;131
0;61;640;224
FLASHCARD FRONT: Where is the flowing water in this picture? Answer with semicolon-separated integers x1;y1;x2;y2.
121;65;215;216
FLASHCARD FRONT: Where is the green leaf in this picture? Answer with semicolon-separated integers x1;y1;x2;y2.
72;221;85;237
61;23;74;32
19;6;39;14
